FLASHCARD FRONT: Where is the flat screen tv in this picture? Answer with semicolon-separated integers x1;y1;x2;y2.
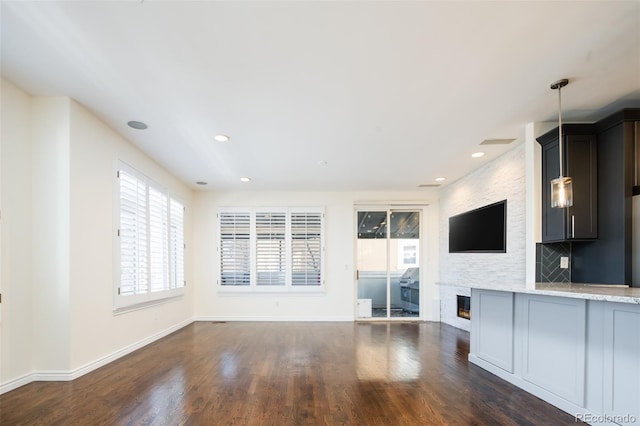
449;200;506;253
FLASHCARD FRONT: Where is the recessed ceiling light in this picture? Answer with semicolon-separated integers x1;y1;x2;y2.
435;177;446;182
214;134;230;142
240;177;251;182
196;181;208;186
472;152;485;158
127;121;148;130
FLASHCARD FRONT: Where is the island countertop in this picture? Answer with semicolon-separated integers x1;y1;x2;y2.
437;281;640;304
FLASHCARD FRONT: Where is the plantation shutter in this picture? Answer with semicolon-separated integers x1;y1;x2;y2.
291;212;322;286
255;212;286;286
149;186;169;292
220;212;251;285
170;198;185;289
119;169;148;295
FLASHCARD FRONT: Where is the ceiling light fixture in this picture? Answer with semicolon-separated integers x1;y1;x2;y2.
435;177;446;182
550;78;573;208
471;152;485;158
214;134;230;142
127;121;148;130
240;177;251;182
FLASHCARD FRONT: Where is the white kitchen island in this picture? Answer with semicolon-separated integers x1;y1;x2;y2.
439;282;640;426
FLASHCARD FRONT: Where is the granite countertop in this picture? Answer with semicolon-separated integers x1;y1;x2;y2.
437;281;640;304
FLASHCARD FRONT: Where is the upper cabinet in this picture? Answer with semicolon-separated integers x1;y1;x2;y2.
571;109;640;285
538;124;598;243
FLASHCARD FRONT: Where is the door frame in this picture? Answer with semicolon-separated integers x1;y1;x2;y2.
354;204;425;321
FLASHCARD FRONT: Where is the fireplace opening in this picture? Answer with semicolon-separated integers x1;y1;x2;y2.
457;295;471;320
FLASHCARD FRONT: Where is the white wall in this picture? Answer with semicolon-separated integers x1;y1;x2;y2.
1;79;34;385
0;77;195;391
31;96;73;372
439;143;527;330
194;191;440;321
0;76;442;393
525;121;555;288
67;100;194;371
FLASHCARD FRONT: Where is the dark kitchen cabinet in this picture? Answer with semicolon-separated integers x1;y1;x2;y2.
571;109;640;285
538;124;597;242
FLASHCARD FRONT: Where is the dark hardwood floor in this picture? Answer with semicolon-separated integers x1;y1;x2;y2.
1;322;581;425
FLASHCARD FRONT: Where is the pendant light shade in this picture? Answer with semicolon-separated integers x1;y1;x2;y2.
550;78;573;208
551;176;573;208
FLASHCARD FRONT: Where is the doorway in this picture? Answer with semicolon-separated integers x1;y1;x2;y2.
356;208;421;319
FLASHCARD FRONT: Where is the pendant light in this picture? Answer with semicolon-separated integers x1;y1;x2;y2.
550;78;573;208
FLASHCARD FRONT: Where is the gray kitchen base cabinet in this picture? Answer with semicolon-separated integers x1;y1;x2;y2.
603;303;640;421
519;294;586;406
470;290;514;373
469;289;640;426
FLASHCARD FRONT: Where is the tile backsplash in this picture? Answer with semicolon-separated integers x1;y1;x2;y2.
536;242;571;282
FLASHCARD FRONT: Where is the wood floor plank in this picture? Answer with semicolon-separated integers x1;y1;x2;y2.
0;322;581;425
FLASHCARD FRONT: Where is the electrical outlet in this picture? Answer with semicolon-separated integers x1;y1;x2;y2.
560;256;569;269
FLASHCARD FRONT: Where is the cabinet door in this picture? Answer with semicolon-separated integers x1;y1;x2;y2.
520;294;586;406
471;289;514;373
603;302;640;421
542;141;566;242
566;134;598;239
541;132;597;242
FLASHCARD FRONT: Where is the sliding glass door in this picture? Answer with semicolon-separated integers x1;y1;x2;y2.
356;209;421;319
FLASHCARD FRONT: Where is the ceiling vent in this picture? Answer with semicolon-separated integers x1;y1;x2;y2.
418;184;441;188
480;138;516;145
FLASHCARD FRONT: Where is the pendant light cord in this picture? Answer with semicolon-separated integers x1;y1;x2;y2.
558;85;564;177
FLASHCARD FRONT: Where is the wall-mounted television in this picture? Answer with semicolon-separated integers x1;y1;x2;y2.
448;200;507;253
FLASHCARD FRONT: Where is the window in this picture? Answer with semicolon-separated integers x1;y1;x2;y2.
291;212;322;286
218;208;324;291
256;212;286;286
219;212;251;286
116;162;185;310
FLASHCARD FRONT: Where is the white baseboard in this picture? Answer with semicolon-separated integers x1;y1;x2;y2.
1;318;194;394
195;315;355;322
0;373;35;395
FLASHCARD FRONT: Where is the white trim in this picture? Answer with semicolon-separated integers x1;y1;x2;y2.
194;316;354;322
112;292;185;315
0;373;35;395
0;318;193;394
216;288;326;296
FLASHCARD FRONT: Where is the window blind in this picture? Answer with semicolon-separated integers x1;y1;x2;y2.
116;162;185;309
218;208;323;290
291;212;322;286
256;212;286;286
149;186;169;292
119;169;148;295
170;198;184;289
220;212;251;286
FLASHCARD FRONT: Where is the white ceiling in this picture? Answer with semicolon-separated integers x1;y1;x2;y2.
2;1;639;191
